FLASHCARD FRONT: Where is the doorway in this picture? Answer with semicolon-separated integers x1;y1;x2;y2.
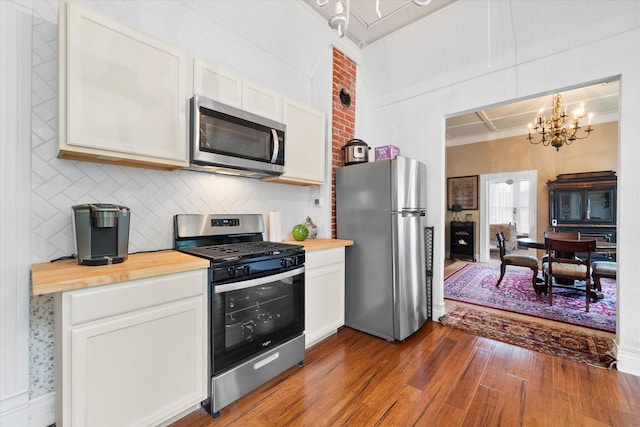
478;170;538;263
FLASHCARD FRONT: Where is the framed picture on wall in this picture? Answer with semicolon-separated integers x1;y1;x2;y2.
447;175;479;210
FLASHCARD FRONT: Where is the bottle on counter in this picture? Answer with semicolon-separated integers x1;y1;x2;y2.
305;216;318;239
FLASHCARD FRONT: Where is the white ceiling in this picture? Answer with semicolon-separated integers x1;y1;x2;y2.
446;80;620;146
305;0;620;146
305;0;456;48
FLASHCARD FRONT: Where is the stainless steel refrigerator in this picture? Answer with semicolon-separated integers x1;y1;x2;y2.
336;156;427;341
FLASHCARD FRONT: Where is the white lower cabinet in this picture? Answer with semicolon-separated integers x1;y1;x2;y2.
55;269;208;427
304;248;345;347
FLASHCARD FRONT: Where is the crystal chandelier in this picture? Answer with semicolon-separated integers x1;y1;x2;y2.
527;93;594;151
318;0;433;38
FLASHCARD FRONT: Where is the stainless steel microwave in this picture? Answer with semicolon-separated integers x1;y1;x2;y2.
189;94;285;178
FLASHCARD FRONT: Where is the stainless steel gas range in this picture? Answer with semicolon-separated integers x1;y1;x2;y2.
174;214;305;418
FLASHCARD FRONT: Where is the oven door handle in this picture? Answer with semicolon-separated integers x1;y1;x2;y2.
214;266;304;293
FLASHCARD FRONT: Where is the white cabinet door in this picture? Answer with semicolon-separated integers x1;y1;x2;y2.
264;98;326;186
55;269;208;427
193;59;242;108
241;78;283;122
193;59;281;121
304;248;345;347
59;2;189;170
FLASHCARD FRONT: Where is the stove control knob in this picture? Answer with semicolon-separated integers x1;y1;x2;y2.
230;265;250;278
281;257;297;267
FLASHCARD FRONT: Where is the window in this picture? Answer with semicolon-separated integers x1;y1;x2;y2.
489;179;530;235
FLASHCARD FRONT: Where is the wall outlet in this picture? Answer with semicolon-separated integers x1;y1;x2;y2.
313;198;323;207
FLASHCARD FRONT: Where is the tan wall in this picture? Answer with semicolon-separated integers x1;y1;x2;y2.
445;121;618;255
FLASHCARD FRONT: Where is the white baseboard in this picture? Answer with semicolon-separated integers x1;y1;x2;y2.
157;404;201;427
432;302;448;322
616;345;640;378
305;325;339;348
28;392;55;427
0;391;29;427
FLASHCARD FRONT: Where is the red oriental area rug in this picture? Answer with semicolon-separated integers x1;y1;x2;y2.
444;263;616;332
439;305;617;369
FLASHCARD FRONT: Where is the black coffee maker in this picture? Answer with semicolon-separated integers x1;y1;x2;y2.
72;204;130;266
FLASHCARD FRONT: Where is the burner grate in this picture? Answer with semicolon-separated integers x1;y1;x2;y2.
182;241;303;262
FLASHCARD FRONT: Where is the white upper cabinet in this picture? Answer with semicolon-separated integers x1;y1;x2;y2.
193;59;283;122
264;98;326;186
193;59;242;109
59;2;190;170
240;78;283;122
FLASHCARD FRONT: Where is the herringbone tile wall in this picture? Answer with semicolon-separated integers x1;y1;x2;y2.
28;0;326;398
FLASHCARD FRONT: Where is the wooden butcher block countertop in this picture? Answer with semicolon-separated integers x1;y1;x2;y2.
284;238;353;251
31;250;209;295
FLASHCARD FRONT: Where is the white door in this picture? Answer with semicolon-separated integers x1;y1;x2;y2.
479;170;538;262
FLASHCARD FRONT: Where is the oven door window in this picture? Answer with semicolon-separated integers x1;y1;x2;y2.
211;267;304;375
199;108;285;166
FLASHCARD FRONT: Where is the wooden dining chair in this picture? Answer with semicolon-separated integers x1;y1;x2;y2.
541;231;581;280
496;232;540;291
543;237;597;312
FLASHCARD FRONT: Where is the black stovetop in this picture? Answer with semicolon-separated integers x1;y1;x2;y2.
179;241;303;263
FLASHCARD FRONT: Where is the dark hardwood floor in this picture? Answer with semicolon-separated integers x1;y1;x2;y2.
170;322;640;426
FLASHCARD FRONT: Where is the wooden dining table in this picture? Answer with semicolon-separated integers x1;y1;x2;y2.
517;237;617;253
517;236;615;299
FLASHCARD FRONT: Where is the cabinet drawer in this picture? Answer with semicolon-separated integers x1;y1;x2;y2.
305;247;345;269
68;269;207;325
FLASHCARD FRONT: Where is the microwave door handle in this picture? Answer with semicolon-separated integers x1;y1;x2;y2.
270;129;279;163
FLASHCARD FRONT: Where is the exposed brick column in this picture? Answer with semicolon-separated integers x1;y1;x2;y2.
331;48;356;238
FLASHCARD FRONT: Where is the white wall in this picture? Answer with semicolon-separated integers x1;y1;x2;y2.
5;0;640;425
361;0;640;376
1;3;32;426
1;1;360;425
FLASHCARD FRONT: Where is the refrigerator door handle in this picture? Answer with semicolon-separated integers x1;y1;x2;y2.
391;213;428;340
396;209;426;216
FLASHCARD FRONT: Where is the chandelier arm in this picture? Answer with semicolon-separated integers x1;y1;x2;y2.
569;127;594;141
